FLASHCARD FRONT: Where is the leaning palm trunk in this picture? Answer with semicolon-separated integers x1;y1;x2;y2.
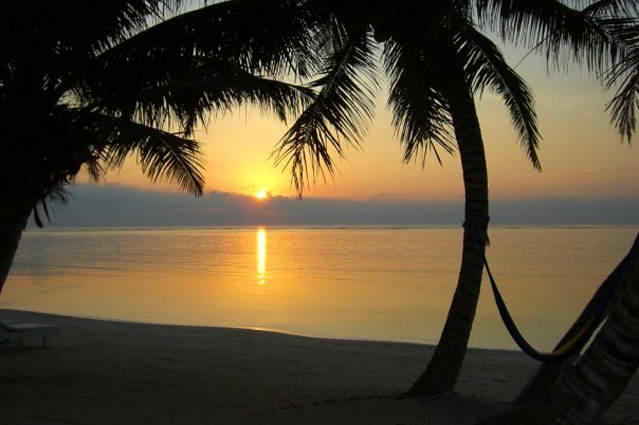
477;235;639;425
406;64;489;396
0;191;36;293
514;250;631;404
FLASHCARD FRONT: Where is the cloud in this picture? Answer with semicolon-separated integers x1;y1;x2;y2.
33;184;639;227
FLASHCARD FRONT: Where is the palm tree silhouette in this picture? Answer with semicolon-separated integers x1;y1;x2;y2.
501;9;639;419
2;1;637;407
0;0;320;292
274;0;541;396
273;0;636;397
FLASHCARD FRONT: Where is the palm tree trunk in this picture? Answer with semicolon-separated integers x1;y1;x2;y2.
476;235;639;425
406;66;489;397
514;250;630;404
0;193;34;293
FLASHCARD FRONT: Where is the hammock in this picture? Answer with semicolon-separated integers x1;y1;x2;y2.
483;255;619;363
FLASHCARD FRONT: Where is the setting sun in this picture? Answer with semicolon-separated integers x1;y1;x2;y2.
254;188;268;200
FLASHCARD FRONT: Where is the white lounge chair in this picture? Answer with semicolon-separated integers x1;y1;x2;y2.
0;319;60;348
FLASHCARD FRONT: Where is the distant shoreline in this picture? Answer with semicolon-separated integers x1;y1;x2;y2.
24;223;639;231
26;183;639;227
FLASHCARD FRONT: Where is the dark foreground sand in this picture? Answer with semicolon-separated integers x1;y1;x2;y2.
1;309;637;425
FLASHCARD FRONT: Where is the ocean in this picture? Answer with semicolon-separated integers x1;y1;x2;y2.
3;225;637;350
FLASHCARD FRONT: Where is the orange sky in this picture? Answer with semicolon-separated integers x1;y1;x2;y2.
90;43;638;202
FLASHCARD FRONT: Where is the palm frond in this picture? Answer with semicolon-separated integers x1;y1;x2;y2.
605;58;639;140
171;62;317;131
79;58;315;136
474;0;624;74
273;24;379;197
71;109;206;195
603;18;639;140
33;184;70;228
84;155;106;184
383;39;455;166
53;0;324;108
62;1;324;138
90;0;322;79
580;0;639;17
459;26;542;170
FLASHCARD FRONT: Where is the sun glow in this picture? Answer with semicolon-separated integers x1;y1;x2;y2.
254;188;268;200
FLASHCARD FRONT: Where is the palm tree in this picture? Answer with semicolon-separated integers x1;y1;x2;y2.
273;0;633;396
0;0;323;292
3;1;634;405
272;0;541;396
474;0;639;405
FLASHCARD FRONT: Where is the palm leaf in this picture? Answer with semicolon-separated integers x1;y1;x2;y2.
62;1;323;138
383;38;455;166
605;52;639;140
580;0;639;17
54;0;323;107
33;183;71;228
458;25;542;170
79;57;315;136
273;23;379;196
474;0;624;73
88;0;322;79
602;17;639;140
71;109;206;195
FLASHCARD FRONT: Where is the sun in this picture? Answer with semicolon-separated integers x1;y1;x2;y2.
254;188;268;200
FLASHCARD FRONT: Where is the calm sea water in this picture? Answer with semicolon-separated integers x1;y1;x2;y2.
2;226;637;350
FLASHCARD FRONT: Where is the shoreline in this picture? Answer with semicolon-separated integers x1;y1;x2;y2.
1;307;467;349
1;309;637;424
2;307;548;352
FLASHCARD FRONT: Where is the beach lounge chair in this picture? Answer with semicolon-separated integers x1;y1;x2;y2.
0;319;60;348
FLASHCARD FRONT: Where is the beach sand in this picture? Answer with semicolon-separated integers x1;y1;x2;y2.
1;309;637;425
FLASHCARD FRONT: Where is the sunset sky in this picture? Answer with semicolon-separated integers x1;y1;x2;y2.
70;39;638;225
96;41;637;200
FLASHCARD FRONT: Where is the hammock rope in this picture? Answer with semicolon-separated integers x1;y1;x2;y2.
483;256;614;363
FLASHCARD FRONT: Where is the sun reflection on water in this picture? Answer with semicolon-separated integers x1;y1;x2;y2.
257;227;266;285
